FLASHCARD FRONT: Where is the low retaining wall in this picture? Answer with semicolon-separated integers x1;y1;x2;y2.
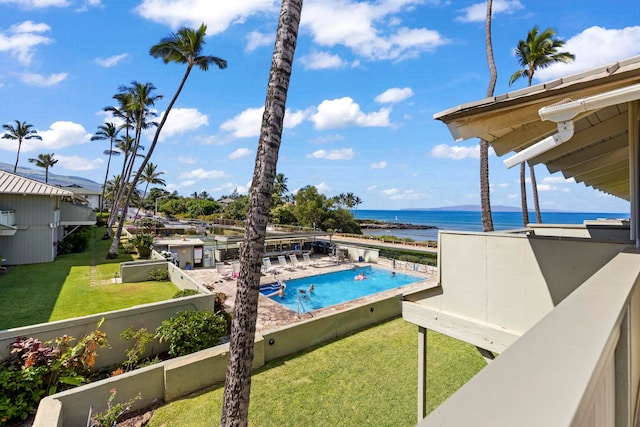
34;295;403;426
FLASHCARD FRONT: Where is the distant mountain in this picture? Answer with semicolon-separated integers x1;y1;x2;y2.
403;205;562;213
0;162;102;192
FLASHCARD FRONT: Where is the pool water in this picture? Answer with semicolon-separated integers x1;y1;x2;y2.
260;266;422;313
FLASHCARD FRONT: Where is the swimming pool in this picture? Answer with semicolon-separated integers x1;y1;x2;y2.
260;265;422;313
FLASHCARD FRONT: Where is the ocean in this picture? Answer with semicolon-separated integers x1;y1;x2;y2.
354;210;629;242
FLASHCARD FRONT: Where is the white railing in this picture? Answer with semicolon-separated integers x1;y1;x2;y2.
417;249;640;426
0;210;15;226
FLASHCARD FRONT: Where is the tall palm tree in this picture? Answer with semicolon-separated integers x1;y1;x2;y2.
221;1;302;424
2;120;42;173
28;153;58;183
106;23;227;259
480;0;496;232
91;122;121;218
509;26;575;225
135;162;166;219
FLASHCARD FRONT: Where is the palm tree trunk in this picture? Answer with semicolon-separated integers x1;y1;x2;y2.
99;149;114;222
14;139;22;173
520;162;529;226
221;1;302;424
529;163;542;223
134;182;150;220
480;0;495;232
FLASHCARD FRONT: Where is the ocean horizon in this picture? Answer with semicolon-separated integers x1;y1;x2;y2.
354;209;629;242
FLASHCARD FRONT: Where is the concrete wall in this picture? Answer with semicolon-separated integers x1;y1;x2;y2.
340;244;379;263
0;294;217;369
33;295;403;427
120;259;169;283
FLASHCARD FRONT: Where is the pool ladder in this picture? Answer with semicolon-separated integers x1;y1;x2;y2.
296;293;313;317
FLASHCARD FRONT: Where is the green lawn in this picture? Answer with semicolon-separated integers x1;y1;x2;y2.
148;318;486;427
0;227;178;329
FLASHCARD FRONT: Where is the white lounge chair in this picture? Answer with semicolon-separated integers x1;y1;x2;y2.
289;254;304;269
278;255;295;270
216;262;233;280
302;253;316;267
262;257;278;273
231;260;240;279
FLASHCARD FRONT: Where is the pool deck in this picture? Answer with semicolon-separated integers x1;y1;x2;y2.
185;255;436;334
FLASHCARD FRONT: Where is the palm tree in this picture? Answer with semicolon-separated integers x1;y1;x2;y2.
135;162;166;219
2;120;42;173
106;23;227;259
480;0;496;232
28;153;58;183
91;122;121;218
509;26;575;225
221;1;302;424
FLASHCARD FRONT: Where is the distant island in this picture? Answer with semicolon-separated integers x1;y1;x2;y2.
402;205;563;213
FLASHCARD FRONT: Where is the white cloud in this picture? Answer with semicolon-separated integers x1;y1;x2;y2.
302;0;448;61
245;31;273;52
179;168;225;180
315;182;331;194
220;106;307;138
23;121;91;151
371;160;387;169
380;187;422;200
229;148;252;160
95;53;128;67
431;143;479;160
55;154;103;171
0;20;52;65
0;0;69;8
307;148;354;160
534;26;640;82
375;87;414;104
382;188;399;196
154;108;209;141
543;176;576;184
300;50;349;70
18;72;67;86
456;0;524;23
367;185;377;191
310;97;390;130
134;0;278;33
177;155;197;164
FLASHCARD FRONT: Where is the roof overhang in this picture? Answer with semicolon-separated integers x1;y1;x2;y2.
433;56;640;201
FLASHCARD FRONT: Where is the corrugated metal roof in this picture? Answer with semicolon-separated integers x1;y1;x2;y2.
0;170;75;197
432;56;640;201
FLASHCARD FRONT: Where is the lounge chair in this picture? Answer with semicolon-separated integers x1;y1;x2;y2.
262;257;278;273
278;255;295;270
216;262;233;280
289;254;304;269
302;253;316;267
231;260;240;278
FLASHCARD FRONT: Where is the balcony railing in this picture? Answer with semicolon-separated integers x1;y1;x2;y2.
58;202;95;225
0;210;15;226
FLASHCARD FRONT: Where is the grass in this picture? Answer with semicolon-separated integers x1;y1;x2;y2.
0;227;179;329
148;318;486;427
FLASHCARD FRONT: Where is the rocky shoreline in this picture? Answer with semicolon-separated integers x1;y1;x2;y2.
358;220;437;230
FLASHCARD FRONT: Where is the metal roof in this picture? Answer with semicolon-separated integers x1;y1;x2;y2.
0;170;75;197
433;55;640;201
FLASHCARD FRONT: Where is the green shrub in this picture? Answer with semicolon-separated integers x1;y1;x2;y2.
155;310;228;357
172;289;199;298
130;233;155;259
57;227;91;255
149;268;169;281
119;327;154;372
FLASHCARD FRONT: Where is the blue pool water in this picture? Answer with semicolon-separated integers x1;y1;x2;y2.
260;266;422;313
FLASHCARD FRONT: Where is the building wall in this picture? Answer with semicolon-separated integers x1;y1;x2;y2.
0;194;58;264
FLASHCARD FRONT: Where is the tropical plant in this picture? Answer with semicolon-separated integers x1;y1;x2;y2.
134;162;166;219
28;153;58;183
480;0;495;232
130;233;155;259
149;268;170;281
107;23;227;259
89;388;141;427
509;26;575;225
91;122;121;217
221;1;302;424
2;120;42;173
119;327;154;372
155;309;228;357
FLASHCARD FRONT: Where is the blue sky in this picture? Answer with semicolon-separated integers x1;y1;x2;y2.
1;0;638;212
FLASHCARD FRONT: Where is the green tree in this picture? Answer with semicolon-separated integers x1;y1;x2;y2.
2;120;42;173
221;1;302;424
91;122;121;217
293;186;329;229
28;153;58;183
135;162;166;219
509;26;575;225
108;23;227;259
222;196;249;220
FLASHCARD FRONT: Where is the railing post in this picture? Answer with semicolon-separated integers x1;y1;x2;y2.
418;326;428;421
